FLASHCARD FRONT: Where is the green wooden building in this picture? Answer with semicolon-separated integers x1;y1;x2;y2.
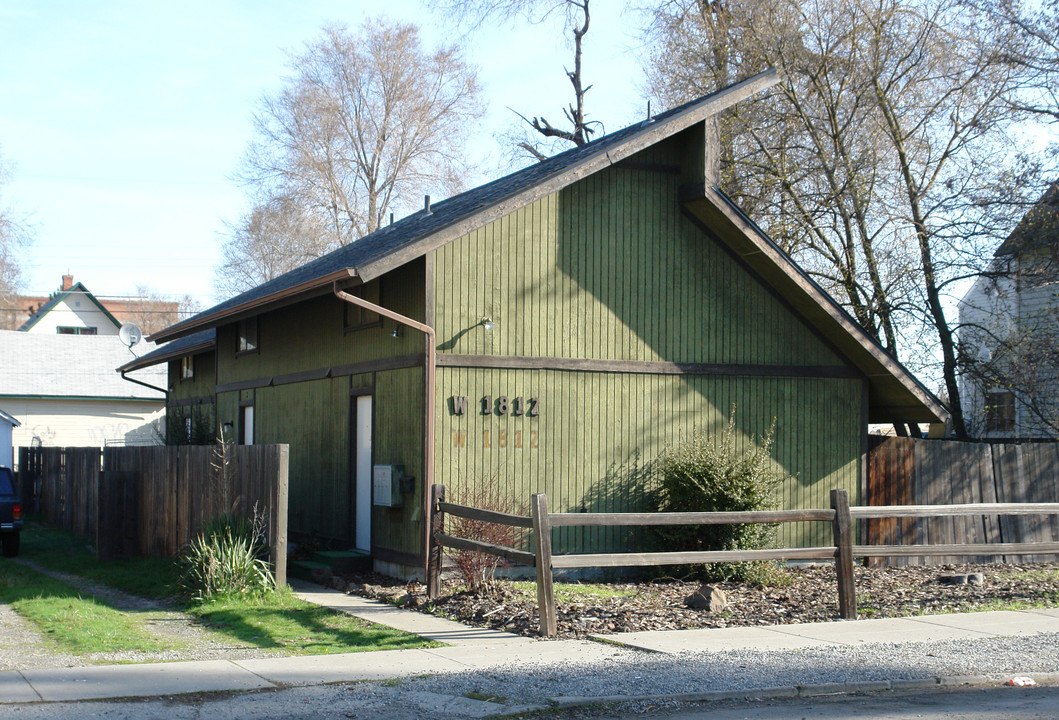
128;72;947;578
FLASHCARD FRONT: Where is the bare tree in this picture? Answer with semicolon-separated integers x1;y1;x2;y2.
432;0;599;161
0;151;32;332
215;194;336;299
983;0;1059;124
231;19;482;267
645;0;1057;438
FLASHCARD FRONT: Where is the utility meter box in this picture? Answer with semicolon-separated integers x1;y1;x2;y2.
372;465;406;508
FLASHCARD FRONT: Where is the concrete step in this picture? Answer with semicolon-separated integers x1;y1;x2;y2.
313;549;372;574
287;559;331;583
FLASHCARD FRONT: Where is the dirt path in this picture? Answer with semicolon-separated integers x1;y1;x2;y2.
2;559;290;670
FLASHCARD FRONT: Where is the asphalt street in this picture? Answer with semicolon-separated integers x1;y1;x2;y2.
2;681;1057;720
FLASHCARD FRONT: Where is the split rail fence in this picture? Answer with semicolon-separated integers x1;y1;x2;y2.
425;484;1059;637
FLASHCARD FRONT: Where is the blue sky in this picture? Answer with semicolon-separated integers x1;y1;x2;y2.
0;0;647;307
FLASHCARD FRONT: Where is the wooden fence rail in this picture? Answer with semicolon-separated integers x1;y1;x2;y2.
426;484;1059;637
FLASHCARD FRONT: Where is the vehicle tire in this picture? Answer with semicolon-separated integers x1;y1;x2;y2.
1;532;18;557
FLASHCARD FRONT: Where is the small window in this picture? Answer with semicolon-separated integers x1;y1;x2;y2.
985;390;1015;433
180;355;194;380
57;326;97;335
238;318;258;354
343;281;382;332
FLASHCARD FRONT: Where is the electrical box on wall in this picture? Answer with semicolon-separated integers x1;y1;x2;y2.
372;465;410;507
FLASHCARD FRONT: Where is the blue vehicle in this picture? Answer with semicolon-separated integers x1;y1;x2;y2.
0;466;22;557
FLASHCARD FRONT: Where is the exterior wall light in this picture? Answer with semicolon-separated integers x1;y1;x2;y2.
481;317;495;331
392;325;401;338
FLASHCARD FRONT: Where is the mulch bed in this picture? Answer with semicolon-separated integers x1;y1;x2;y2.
331;562;1059;640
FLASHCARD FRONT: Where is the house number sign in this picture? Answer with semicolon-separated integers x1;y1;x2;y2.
449;395;540;417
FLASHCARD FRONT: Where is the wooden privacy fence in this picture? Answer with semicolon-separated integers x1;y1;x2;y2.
18;445;289;586
867;437;1059;564
426;483;1059;637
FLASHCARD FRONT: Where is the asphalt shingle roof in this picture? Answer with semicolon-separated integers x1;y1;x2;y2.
0;331;165;400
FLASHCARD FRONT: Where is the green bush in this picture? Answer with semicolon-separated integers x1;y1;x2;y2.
652;408;791;584
180;513;274;601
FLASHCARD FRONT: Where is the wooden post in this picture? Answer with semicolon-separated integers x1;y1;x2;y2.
831;488;857;620
272;445;289;589
427;484;445;598
531;493;557;638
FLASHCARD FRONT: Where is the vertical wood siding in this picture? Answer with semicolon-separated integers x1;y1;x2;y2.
255;378;350;541
436;368;861;551
433;139;843;367
432;133;863;552
372;367;424;556
216;261;425;387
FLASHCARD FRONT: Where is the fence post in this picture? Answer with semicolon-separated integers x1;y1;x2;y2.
427;484;445;598
272;445;289;589
830;488;857;620
531;493;557;638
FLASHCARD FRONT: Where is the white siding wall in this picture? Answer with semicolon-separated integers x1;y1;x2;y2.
5;398;164;447
25;291;120;335
959;251;1059;438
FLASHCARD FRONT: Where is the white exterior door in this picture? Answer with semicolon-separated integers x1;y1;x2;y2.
354;395;372;552
241;405;254;445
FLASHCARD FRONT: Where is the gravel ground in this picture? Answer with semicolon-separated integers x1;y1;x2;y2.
390;632;1059;707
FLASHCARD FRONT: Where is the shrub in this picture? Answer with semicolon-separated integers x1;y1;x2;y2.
180;510;274;601
652;408;791;584
446;476;525;594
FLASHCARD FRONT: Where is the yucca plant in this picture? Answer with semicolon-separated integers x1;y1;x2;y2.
180;509;274;601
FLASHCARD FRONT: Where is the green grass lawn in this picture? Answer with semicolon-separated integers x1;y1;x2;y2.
9;519;436;657
0;560;174;654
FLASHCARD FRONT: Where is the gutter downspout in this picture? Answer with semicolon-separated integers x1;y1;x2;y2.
119;370;168;398
334;281;436;580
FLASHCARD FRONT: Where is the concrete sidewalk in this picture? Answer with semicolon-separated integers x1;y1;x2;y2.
2;581;1058;705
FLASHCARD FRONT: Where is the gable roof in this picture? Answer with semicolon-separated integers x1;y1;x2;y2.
995;181;1059;257
683;190;947;424
0;408;19;428
0;330;165;401
150;69;946;424
19;281;123;332
151;69;782;344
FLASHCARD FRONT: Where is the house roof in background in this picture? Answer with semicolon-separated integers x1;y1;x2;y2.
151;69;782;343
996;182;1059;256
0;331;164;401
0;408;19;427
18;281;123;332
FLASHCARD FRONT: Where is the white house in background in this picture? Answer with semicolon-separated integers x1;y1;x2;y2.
958;182;1059;438
0;408;18;468
0;331;166;448
18;275;122;336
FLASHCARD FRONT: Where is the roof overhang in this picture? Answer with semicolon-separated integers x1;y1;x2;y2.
118;330;218;373
682;188;949;424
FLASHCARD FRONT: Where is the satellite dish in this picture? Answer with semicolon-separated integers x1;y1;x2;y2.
118;324;143;348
